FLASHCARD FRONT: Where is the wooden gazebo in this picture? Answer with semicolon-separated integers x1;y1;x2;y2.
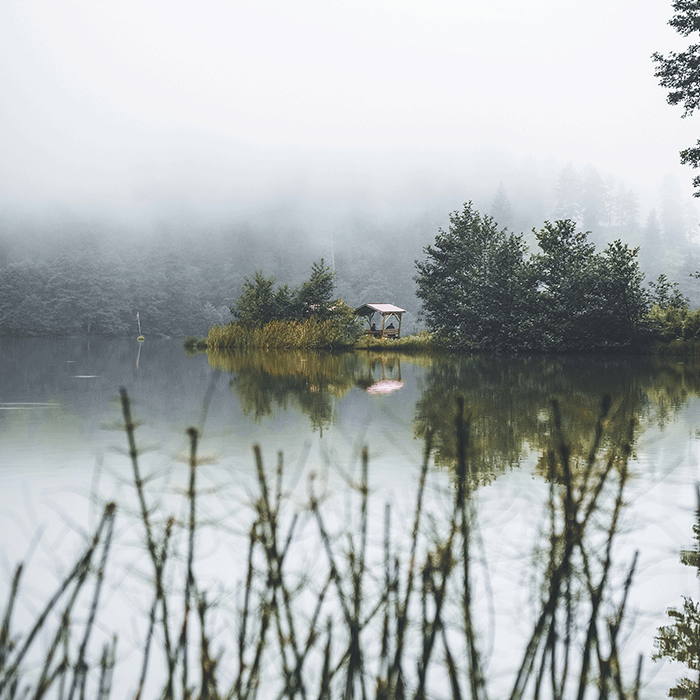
354;303;406;339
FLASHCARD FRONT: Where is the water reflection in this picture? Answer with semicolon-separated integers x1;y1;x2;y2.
207;349;361;432
2;340;700;696
353;355;404;393
0;384;651;698
415;354;700;482
209;349;700;485
654;486;700;698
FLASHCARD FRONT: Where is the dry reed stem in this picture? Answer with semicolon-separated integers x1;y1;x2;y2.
179;426;200;699
0;504;115;697
119;387;174;681
67;503;116;700
387;431;432;698
0;565;22;675
509;395;634;700
2;388;644;700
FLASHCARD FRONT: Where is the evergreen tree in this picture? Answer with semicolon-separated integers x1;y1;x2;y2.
554;164;582;223
231;272;278;326
491;183;515;230
295;259;336;318
653;1;700;195
415;202;531;350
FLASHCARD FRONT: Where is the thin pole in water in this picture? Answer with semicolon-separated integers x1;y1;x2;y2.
137;312;145;341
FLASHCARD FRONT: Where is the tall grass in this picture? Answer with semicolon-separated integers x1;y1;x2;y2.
0;391;644;699
208;318;359;350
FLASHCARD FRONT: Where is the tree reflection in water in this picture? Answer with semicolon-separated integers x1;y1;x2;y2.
654;486;700;699
207;349;361;432
207;349;418;432
0;388;650;697
210;349;700;484
194;349;700;695
414;353;700;485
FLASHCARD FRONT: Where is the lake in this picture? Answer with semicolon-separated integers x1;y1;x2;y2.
1;337;700;698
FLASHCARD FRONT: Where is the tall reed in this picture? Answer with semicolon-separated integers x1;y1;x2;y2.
207;318;358;350
0;390;644;699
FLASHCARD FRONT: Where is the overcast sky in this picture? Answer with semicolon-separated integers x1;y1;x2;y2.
1;0;698;224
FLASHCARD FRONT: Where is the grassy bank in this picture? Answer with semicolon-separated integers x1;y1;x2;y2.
352;330;437;353
0;391;648;699
196;325;700;359
201;324;438;353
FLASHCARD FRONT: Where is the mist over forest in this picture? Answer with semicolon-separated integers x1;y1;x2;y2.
1;153;699;339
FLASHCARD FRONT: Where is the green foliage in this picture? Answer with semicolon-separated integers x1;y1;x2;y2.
596;239;650;346
208;301;361;350
649;273;689;310
645;276;700;345
222;260;359;348
648;305;688;341
529;219;599;350
654;597;700;672
295;259;336;318
231;271;278;327
529;225;649;350
654;488;700;698
415;204;653;352
230;259;339;327
354;330;436;352
414;203;531;351
653;1;700;195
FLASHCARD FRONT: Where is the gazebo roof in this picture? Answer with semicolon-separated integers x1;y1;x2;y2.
354;303;406;317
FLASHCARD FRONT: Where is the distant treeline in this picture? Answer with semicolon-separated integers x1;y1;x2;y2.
0;222;423;338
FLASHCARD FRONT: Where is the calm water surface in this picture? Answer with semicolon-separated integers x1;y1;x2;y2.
2;337;700;696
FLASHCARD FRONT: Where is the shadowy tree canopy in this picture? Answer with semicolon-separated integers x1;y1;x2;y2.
414;203;531;351
415;203;651;352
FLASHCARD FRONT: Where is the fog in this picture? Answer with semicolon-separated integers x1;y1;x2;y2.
1;0;697;223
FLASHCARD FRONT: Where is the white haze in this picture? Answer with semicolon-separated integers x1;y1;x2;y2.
1;0;698;229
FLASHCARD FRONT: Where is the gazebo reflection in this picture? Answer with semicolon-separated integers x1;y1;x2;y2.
355;356;404;395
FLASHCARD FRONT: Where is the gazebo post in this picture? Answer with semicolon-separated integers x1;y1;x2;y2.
397;314;402;339
381;313;386;337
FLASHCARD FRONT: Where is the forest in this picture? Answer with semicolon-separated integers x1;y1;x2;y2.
1;164;699;341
